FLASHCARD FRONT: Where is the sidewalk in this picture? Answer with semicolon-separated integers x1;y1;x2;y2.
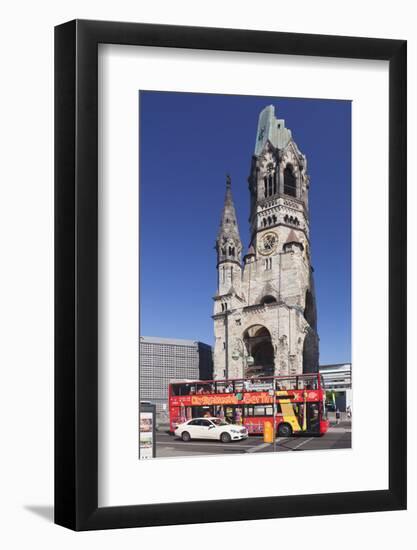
156;422;171;432
327;411;351;424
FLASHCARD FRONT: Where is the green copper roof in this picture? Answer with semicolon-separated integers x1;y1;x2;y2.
254;105;292;156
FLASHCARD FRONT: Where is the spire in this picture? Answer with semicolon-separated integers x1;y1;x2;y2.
217;174;241;242
216;174;242;263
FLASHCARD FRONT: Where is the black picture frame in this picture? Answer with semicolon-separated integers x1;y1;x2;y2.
55;19;407;531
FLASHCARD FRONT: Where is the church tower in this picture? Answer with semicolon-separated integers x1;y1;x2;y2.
215;175;243;297
213;105;319;380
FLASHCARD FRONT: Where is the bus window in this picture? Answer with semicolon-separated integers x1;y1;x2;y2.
298;376;318;390
172;384;192;396
224;406;234;422
277;378;297;390
193;406;212;418
244;406;254;416
224;382;234;393
245;404;281;417
234;380;244;393
196;382;211;394
248;379;260;392
215;381;226;393
250;378;272;392
235;407;243;424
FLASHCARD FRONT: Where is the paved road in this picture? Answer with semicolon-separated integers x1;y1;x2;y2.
155;420;351;458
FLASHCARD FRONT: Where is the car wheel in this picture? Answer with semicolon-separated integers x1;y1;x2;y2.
278;423;292;437
220;432;232;443
181;431;191;442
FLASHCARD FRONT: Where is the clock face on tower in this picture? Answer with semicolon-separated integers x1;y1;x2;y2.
258;231;278;255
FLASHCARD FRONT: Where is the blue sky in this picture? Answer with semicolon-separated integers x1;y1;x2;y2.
139;91;351;365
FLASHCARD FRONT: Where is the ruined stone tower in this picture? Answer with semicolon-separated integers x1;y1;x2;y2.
213;105;319;380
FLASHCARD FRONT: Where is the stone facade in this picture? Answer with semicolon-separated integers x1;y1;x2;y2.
213;105;319;380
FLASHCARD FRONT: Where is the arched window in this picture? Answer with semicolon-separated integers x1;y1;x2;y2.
272;214;277;224
268;175;273;196
263;176;268;198
284;164;297;197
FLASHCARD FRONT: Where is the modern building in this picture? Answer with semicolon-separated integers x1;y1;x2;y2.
139;336;213;424
213;104;319;380
319;363;352;411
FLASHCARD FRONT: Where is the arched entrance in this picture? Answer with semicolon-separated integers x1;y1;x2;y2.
243;325;274;377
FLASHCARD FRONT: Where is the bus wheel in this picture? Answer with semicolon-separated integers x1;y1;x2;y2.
278;423;292;437
181;431;191;442
220;432;232;443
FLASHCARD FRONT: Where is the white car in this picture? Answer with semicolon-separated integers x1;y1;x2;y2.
174;417;248;443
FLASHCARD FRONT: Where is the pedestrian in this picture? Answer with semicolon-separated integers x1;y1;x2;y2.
335;408;341;424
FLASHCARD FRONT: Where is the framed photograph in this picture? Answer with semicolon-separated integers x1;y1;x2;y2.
55;20;406;530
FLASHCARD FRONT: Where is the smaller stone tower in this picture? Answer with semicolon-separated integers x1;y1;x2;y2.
213;175;244;379
215;175;243;297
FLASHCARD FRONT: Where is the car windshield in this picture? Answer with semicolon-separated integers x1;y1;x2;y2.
211;418;228;426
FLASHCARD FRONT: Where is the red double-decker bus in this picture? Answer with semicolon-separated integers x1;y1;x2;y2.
169;373;329;437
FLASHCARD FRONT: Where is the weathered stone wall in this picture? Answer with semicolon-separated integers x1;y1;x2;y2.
213;294;312;379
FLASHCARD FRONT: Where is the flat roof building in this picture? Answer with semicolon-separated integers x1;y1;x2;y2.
319;363;352;411
139;336;213;425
